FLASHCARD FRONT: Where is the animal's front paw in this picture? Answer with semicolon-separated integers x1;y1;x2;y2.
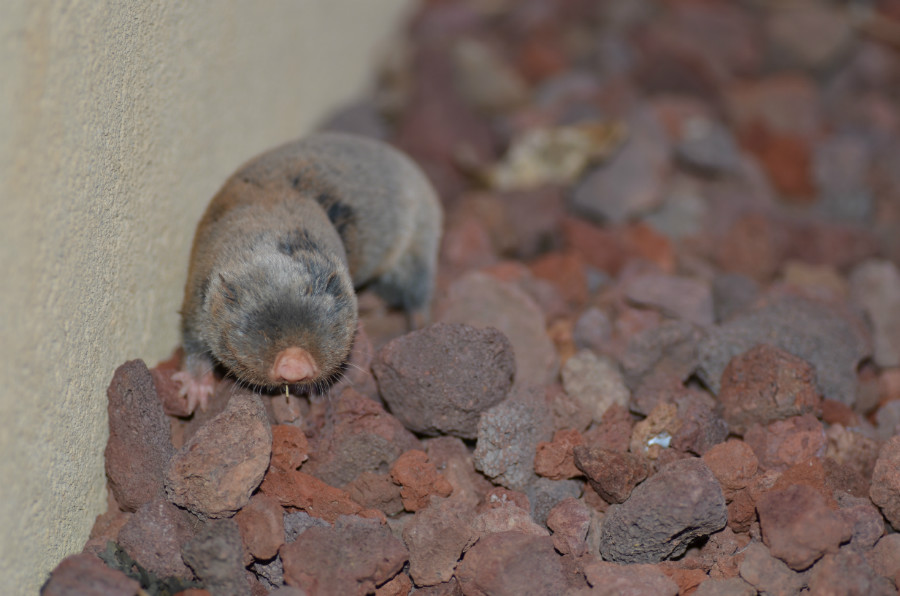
171;370;215;415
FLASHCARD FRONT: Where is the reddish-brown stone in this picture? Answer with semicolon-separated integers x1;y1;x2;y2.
270;425;308;472
534;428;584;480
234;492;285;562
259;468;362;523
390;450;453;512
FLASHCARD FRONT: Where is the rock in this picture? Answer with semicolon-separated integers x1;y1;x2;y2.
839;497;885;552
711;273;760;323
529;250;589;309
868;534;900;585
456;532;569;596
253;556;284;591
42;553;141;596
744;414;826;472
302;388;421;487
669;390;729;456
526;477;582;527
717;345;822;434
282;511;329;543
390;450;453;512
581;558;679;596
674;117;743;176
280;515;408;596
372;322;515;439
623;273;714;327
738;542;806;596
726;73;821;137
629;402;679;460
234;493;285;563
702;439;759;500
534;428;584;481
402;498;473;586
599;458;727;563
850;259;900;368
573;446;649;504
693;577;756;596
545;498;591;556
473;386;554;491
425;436;494;509
259;469;362;523
467;503;548;547
870;435;900;530
375;573;412;596
570;107;670;224
766;0;854;71
452;37;528;114
583;404;634;454
561;350;630;424
757;484;852;571
269;425;308;473
572;307;613;354
344;472;404;517
807;548;895;596
813;134;873;223
437;272;559;387
117;497;196;579
181;520;248;596
105;359;175;512
696;294;870;405
165;394;272;519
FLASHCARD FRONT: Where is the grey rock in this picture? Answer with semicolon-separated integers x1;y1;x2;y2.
850;259;900;368
181;520;248;596
561;350;630;424
599;458;726;563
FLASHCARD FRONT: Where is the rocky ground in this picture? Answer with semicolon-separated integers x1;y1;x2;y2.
43;1;900;595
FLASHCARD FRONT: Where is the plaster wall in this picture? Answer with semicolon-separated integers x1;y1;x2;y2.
0;2;410;592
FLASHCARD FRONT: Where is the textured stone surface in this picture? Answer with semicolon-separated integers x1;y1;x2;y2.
456;532;569;596
581;559;679;596
372;322;515;439
42;553;142;596
870;435;900;530
807;548;895;596
437;272;559;387
390;449;453;512
345;471;404;517
165;394;272;519
738;542;806;596
757;484;852;570
105;359;175;512
473;386;554;491
402;498;473;586
269;425;309;473
693;577;756;596
234;493;285;563
717;345;822;434
260;468;363;523
545;497;591;556
599;458;726;563
744;414;826;472
534;428;584;481
623;272;714;326
573;446;649;504
281;516;406;596
302;388;420;487
116;496;196;579
561;350;630;424
696;295;870;404
181;520;248;596
850;259;900;368
702;440;759;499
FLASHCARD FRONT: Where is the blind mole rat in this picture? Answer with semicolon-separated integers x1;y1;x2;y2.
174;132;442;412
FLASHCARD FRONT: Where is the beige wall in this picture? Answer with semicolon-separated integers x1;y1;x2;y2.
0;2;410;592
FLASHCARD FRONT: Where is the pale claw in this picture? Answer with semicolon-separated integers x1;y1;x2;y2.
172;370;215;414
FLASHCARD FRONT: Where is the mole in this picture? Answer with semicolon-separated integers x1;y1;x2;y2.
173;132;443;413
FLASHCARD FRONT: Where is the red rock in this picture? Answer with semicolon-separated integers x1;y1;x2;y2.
702;439;759;499
165;394;272;519
456;532;569;596
402;498;473;586
726;73;821;137
105;360;175;512
117;497;196;579
740;123;816;201
390;450;453;512
436;272;559;387
715;212;788;282
84;493;132;556
345;471;404;517
629;402;679;460
545;497;591;556
583;403;634;453
534;428;584;480
757;484;852;570
744;414;826;472
467;504;548;547
693;577;756;596
659;566;707;596
439;211;498;277
824;424;881;484
840;497;885;552
669;390;729;456
561;349;630;424
235;493;284;562
529;251;589;309
302;388;421;487
870;435;900;530
738;542;806;595
42;552;141;596
718;345;822;434
726;489;757;534
479;487;530;513
573;446;649;504
808;548;895;596
281;515;408;596
424;436;494;509
867;534;900;586
544;383;593;433
270;425;308;472
624;272;714;326
823;457;871;501
821;399;860;427
375;572;412;596
700;527;749;580
770;458;835;507
562;217;629;275
581;558;679;596
260;468;362;523
623;222;678;275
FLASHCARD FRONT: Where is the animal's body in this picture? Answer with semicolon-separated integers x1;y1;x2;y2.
174;132;442;411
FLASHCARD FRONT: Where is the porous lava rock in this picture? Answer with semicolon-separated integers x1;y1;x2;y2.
869;435;900;530
372;322;515;438
599;458;727;563
456;532;570;596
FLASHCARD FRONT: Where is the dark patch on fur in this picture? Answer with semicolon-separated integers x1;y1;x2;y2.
323;273;343;298
277;229;319;258
314;192;355;238
219;274;239;304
